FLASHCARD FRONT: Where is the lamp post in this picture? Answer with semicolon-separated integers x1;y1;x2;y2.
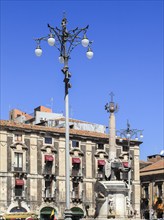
117;121;143;214
34;15;93;220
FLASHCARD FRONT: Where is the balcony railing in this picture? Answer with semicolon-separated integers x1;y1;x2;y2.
13;167;27;178
43;190;56;202
71;170;83;182
71;191;83;203
97;172;104;180
14;167;23;172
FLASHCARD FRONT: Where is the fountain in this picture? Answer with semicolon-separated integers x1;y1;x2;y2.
94;94;134;219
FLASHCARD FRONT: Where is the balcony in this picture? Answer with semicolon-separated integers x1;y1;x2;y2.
14;167;23;172
71;191;83;203
43;191;56;202
97;173;104;180
71;171;83;182
14;195;26;202
13;167;27;178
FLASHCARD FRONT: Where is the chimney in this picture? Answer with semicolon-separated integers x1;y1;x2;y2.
34;106;52;116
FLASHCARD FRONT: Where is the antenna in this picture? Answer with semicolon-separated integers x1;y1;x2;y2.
46;97;54;112
50;97;54;111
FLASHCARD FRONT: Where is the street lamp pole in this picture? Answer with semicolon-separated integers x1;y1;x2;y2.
34;15;93;220
117;121;143;214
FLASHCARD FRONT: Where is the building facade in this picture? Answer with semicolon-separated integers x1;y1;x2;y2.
140;154;164;219
0;106;142;219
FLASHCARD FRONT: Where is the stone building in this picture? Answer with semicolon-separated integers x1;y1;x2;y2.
140;154;164;219
0;105;142;220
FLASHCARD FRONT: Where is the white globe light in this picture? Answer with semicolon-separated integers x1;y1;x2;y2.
48;37;55;46
81;38;89;47
86;50;93;59
35;48;42;57
119;138;123;142
59;56;64;64
140;134;144;139
127;133;131;139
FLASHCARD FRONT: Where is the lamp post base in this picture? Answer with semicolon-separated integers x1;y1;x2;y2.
64;209;72;220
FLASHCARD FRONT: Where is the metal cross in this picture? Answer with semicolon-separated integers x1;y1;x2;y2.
109;92;114;102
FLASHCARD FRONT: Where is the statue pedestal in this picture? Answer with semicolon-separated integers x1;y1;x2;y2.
95;181;129;219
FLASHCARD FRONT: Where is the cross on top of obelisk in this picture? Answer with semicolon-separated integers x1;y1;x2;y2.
109;92;114;102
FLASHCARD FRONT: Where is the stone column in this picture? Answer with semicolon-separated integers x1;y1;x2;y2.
109;111;116;160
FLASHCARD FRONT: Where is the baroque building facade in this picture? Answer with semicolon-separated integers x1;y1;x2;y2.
140;154;164;219
0;105;142;220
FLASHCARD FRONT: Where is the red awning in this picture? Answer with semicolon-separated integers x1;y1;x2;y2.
98;160;106;166
15;179;24;186
123;162;129;168
72;157;81;164
45;155;54;162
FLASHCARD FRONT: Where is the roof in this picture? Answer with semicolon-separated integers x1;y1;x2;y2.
0;120;108;139
140;160;153;164
147;154;164;158
140;159;164;173
54;117;94;124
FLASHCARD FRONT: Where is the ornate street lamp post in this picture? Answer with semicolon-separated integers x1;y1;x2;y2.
117;121;143;214
34;15;93;220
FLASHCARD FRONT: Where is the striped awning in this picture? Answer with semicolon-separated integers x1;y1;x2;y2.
72;158;81;164
3;212;37;219
98;160;105;166
45;155;54;162
15;179;24;186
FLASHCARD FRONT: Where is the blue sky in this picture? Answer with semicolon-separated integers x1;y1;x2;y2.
1;0;163;160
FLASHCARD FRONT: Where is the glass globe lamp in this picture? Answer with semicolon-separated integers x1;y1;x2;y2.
35;46;42;57
59;56;64;64
48;34;55;46
86;48;93;59
81;35;89;47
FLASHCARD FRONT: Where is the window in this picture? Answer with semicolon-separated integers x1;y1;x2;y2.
122;145;129;152
45;180;52;197
72;158;81;176
72;140;79;148
98;164;104;172
45;137;52;145
14;153;23;171
15;179;24;197
15;185;23;196
72;163;80;176
72;182;79;199
144;186;149;199
14;134;22;142
44;161;53;175
158;184;162;197
97;143;104;150
97;160;105;179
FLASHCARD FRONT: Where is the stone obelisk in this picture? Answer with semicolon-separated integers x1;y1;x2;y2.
108;93;117;161
95;93;129;219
